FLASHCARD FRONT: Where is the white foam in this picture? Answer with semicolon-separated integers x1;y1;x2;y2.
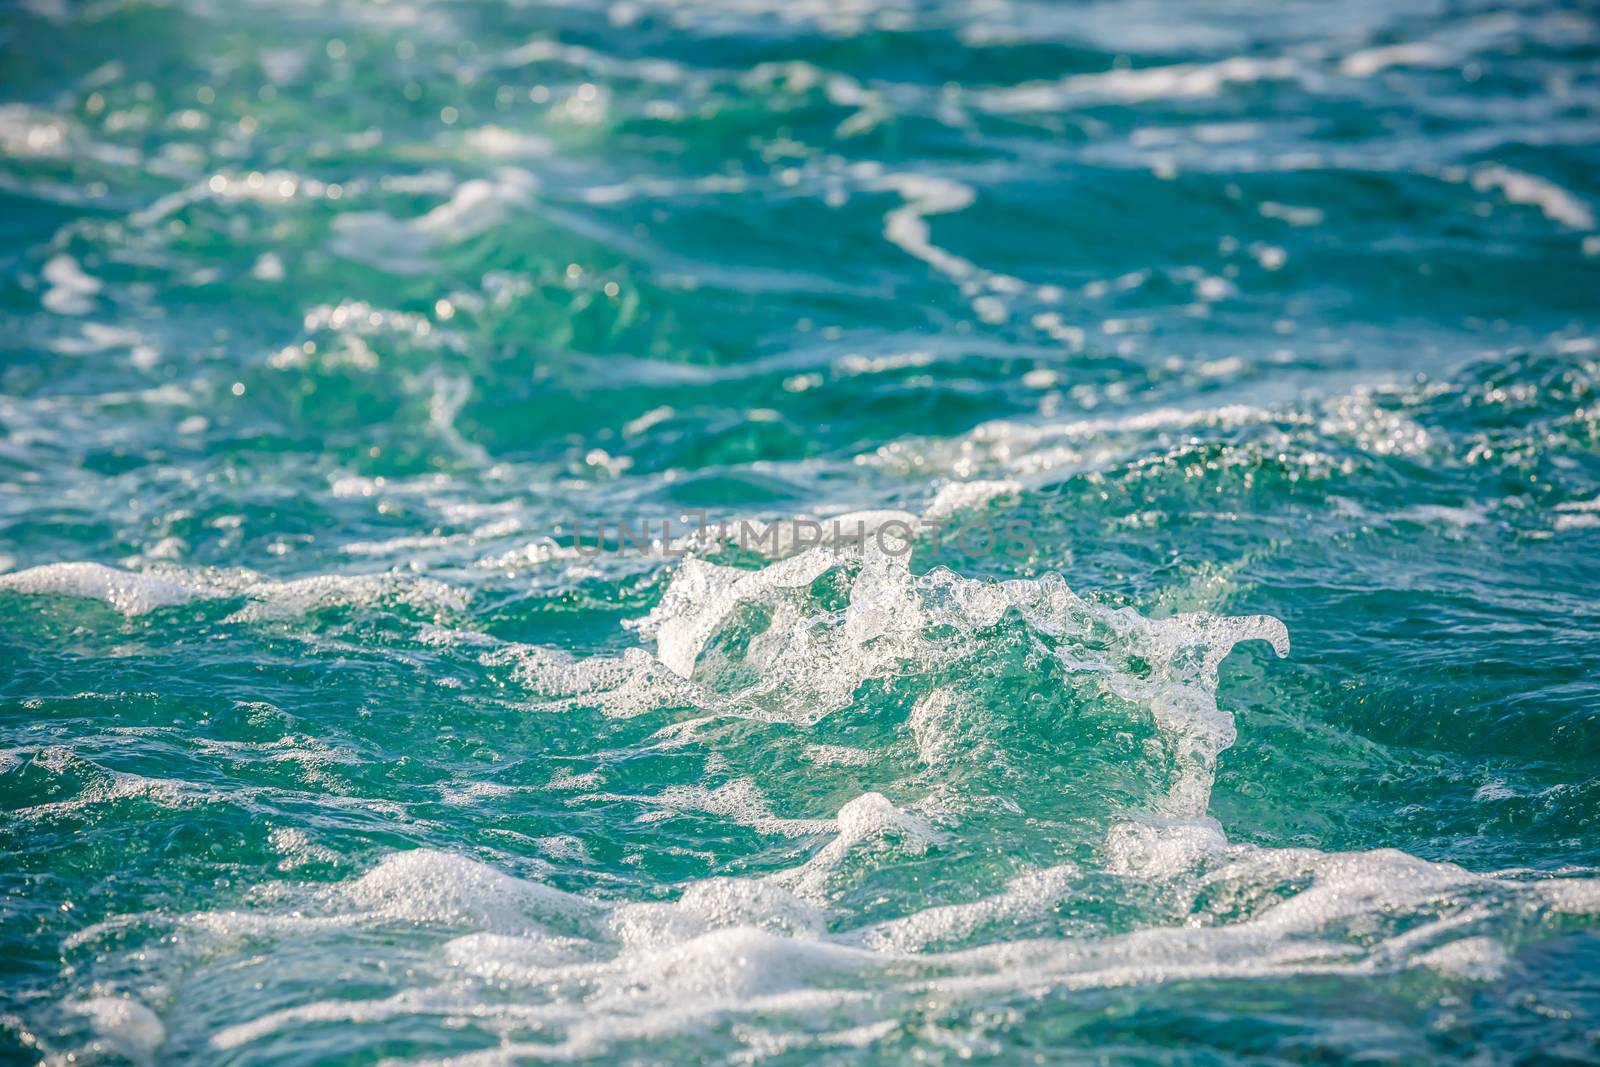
1473;164;1595;231
328;168;538;274
101;832;1599;1063
637;550;840;678
494;641;698;719
210;992;433;1052
40;254;102;315
1107;817;1230;879
622;547;1286;822
0;103;72;159
224;573;469;622
0;561;468;622
774;792;940;901
1414;937;1509;980
597;925;867;1002
1536;877;1600;914
857;375;1504;502
0;562;194;615
1395;503;1487;529
674;878;828;940
344;849;597;934
10;767;208;822
67;996;165;1063
859;864;1078;952
1340;42;1449;78
981;57;1300;112
924;478;1021;521
460;125;554;159
877;173;978;282
907;688;963;767
597;778;836;838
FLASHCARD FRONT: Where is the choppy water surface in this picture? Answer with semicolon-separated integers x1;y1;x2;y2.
3;0;1600;1062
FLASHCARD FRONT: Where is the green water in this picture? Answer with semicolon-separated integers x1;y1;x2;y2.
2;0;1600;1062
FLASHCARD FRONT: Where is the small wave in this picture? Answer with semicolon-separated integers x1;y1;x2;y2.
0;562;467;621
61;830;1598;1063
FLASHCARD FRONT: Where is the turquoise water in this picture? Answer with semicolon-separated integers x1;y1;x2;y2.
3;0;1600;1061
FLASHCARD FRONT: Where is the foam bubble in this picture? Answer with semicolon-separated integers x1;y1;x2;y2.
0;562;194;615
627;549;1285;815
100;831;1600;1064
67;996;165;1063
344;849;597;934
1414;937;1509;981
0;561;468;623
924;479;1022;521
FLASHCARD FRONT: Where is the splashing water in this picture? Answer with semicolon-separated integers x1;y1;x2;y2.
3;0;1600;1062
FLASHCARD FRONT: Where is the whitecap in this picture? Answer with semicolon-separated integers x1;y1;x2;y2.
327;168;538;274
0;561;193;615
66;996;165;1064
1472;164;1595;231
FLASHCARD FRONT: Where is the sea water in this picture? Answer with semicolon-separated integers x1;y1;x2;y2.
2;0;1600;1062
